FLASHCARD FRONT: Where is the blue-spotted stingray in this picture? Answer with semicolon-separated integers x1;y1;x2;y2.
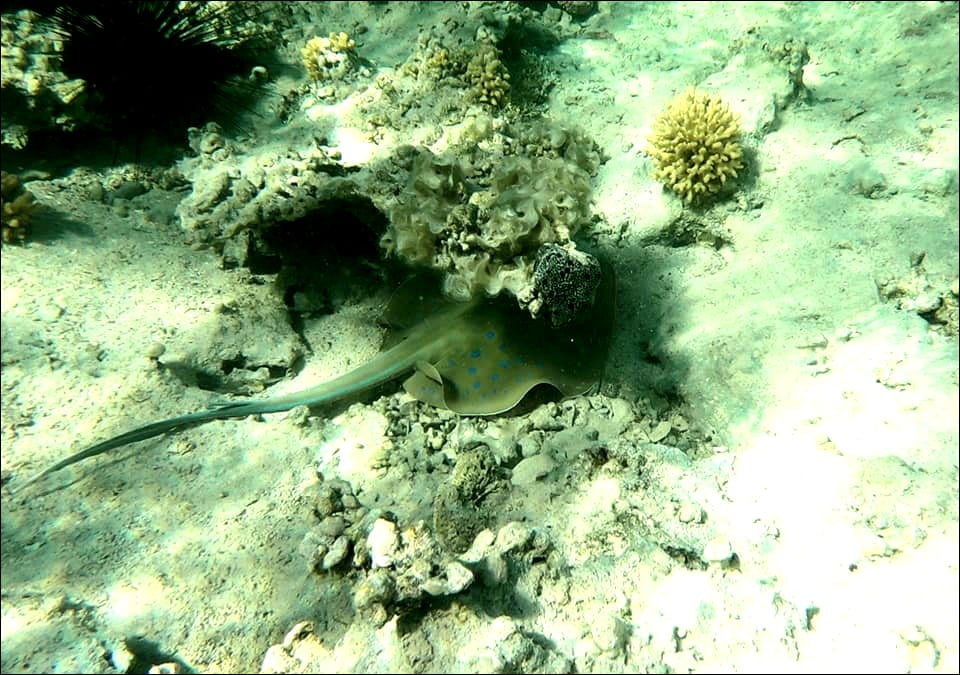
21;262;615;490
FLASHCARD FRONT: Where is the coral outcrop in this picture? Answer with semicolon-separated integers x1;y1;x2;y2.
647;88;744;204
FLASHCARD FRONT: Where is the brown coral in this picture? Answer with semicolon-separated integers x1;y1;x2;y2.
647;88;744;204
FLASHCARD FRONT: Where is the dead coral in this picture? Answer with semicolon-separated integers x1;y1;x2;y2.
1;171;36;244
877;253;959;336
647;88;744;204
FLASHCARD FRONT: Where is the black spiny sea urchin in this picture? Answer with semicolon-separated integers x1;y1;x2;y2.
46;1;272;146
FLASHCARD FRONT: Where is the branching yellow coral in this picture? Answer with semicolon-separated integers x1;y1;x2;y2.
647;89;744;204
302;32;356;82
466;44;510;107
1;170;36;245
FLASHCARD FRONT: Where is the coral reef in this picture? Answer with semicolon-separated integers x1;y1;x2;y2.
175;4;602;312
1;171;36;244
383;141;594;305
647;88;744;204
0;9;87;148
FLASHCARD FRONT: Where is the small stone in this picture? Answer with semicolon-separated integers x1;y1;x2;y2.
510;453;556;486
517;434;542;457
678;502;703;524
144;342;166;359
87;182;106;203
111;180;146;201
281;621;315;650
460;529;496;563
354;570;394;609
367;518;399;568
318;515;345;537
110;645;135;671
315;495;337;517
702;535;734;563
648;420;672;442
908;291;942;314
494;522;533;553
321;535;350;570
421;561;473;596
427;427;445;450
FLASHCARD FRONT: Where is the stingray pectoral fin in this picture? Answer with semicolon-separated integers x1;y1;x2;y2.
403;360;449;409
415;360;443;384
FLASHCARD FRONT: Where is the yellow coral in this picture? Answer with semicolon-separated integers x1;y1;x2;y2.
327;31;355;53
1;170;36;245
466;44;510;107
647;89;744;204
425;47;458;79
302;32;356;81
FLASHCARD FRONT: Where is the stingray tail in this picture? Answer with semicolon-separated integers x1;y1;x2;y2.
16;402;259;493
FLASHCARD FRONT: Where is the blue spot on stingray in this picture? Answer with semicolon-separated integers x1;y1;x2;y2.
467;366;478;375
517;356;527;365
472;381;481;390
470;348;482;359
485;330;496;340
491;373;500;382
499;359;510;368
447;358;458;367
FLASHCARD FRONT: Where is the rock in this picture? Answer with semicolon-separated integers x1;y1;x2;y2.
321;535;350;570
494;522;533;553
648;419;672;442
702;535;734;563
367;518;399;568
421;561;473;596
318;515;345;538
510;453;556;486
